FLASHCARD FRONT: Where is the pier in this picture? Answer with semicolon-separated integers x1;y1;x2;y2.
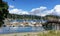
42;18;60;30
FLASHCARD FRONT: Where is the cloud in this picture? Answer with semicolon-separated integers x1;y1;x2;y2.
9;6;52;16
30;6;52;16
9;5;29;15
9;5;15;8
30;5;60;16
54;5;60;12
9;5;60;16
51;5;60;16
31;6;47;12
9;8;29;15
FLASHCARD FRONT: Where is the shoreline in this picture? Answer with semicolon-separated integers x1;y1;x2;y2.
0;31;42;34
0;30;59;36
0;31;41;36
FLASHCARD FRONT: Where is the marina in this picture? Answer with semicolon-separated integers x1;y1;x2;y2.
3;19;45;27
0;19;45;34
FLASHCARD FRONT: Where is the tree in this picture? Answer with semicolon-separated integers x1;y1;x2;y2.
0;0;9;27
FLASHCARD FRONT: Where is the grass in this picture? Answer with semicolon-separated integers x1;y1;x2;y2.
37;30;60;36
0;30;60;36
23;30;60;36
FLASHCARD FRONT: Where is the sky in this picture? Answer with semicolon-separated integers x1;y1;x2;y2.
3;0;60;16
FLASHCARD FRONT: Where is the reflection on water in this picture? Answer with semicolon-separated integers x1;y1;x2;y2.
10;20;45;22
0;26;45;34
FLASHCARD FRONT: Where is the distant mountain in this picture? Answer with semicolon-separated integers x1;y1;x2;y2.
8;14;41;20
7;14;60;20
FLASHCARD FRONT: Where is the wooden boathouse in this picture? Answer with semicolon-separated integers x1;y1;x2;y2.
42;17;60;30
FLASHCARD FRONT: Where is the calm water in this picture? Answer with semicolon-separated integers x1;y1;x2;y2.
0;27;45;34
10;20;46;22
2;20;46;34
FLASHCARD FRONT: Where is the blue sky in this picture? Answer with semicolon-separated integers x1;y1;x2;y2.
3;0;60;16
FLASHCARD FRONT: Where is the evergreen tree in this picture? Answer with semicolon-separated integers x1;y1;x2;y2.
0;0;9;27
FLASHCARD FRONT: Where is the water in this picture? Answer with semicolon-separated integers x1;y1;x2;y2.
2;20;46;34
3;20;59;34
10;20;41;22
0;27;45;34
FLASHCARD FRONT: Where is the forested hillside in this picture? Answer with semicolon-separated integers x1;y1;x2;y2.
7;14;60;20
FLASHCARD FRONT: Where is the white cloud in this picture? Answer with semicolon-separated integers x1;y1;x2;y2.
31;6;47;12
9;5;15;8
9;6;52;16
30;5;60;16
9;5;60;16
30;6;52;16
54;5;60;12
9;5;29;15
51;5;60;16
9;8;29;15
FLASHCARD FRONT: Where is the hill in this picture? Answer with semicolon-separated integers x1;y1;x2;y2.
7;14;41;20
7;14;60;20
